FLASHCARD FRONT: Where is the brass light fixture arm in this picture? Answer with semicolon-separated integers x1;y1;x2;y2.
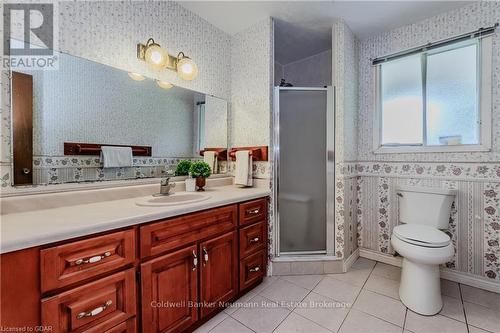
136;38;181;71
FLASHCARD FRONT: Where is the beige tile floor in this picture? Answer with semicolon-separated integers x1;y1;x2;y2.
195;258;500;333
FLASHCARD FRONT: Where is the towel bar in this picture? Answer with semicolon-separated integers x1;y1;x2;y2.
64;142;152;156
199;148;228;160
228;146;268;161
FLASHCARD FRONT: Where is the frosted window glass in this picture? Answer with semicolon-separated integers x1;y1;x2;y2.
426;44;478;145
381;55;423;145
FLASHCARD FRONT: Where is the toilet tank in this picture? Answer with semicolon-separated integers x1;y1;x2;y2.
396;185;457;229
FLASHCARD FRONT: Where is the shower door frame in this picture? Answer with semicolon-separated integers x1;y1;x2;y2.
272;86;335;257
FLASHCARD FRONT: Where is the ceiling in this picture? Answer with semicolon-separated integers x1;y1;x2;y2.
180;1;471;64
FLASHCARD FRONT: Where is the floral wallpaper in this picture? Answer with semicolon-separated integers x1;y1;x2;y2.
484;183;500;279
332;20;359;258
0;1;232;189
354;2;500;282
356;161;500;281
29;156;212;185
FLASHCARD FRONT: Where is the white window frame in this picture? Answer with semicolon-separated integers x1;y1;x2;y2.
373;36;493;154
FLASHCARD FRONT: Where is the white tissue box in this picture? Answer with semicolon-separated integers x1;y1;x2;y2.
185;178;196;192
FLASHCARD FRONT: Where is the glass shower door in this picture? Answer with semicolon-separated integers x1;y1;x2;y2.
277;88;328;253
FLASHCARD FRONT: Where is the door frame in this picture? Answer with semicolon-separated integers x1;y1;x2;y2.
272;86;335;257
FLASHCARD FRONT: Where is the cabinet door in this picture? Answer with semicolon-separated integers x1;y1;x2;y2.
200;231;238;318
141;245;198;333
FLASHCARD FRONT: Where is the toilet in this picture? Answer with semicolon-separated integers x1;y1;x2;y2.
390;185;457;316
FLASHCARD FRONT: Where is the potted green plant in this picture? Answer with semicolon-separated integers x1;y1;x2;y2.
175;160;192;176
189;161;212;191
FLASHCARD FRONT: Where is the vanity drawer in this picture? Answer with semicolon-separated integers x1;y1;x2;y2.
239;198;267;226
40;229;136;293
140;205;237;258
102;317;136;333
239;221;266;258
41;268;136;333
239;250;266;291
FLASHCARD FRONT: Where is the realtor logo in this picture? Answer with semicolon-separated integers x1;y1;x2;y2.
3;2;58;69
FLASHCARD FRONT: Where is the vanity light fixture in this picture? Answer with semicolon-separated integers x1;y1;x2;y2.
137;38;198;80
137;38;169;70
127;72;146;81
176;52;198;81
156;80;174;90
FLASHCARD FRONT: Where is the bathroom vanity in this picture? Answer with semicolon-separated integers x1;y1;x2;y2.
0;184;269;332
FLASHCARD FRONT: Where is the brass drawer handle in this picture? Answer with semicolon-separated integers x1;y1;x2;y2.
249;237;260;244
203;247;209;264
75;252;111;265
247;208;260;215
77;300;112;319
249;266;260;273
192;250;198;270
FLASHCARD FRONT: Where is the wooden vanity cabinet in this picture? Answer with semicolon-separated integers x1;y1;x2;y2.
140;245;198;333
199;231;238;318
0;197;268;333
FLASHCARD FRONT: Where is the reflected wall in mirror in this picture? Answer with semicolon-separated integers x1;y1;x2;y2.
11;50;228;186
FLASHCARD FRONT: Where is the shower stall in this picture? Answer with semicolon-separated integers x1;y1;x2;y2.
273;87;335;258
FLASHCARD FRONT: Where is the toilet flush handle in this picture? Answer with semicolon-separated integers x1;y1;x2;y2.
396;192;403;197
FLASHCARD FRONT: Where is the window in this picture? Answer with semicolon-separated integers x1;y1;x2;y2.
374;36;492;153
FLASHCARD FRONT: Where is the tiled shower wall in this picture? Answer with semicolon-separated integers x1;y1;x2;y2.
355;1;500;282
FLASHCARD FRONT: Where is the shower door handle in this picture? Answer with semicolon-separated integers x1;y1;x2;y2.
327;150;335;161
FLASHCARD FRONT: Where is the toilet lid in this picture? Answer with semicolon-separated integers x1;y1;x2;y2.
393;224;451;248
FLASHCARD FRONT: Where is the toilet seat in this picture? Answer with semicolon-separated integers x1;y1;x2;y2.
393;224;450;248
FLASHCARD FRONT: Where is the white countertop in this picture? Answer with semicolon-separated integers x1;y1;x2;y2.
0;185;270;254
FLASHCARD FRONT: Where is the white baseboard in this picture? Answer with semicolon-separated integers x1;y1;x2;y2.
440;268;500;293
359;248;500;293
359;248;402;267
343;248;360;272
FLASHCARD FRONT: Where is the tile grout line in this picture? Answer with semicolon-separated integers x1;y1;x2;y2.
226;276;309;333
279;274;324;291
211;277;281;333
207;313;257;333
227;291;278;333
336;260;378;332
291;311;336;332
458;283;470;333
287;274;340;333
342;262;410;330
269;276;317;332
402;308;408;333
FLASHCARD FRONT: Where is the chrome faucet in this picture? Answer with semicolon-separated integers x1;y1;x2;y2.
159;177;176;195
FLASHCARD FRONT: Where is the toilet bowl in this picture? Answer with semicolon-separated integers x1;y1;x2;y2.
391;186;456;316
391;225;454;315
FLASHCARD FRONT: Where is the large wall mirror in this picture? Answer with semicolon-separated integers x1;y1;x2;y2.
10;49;228;186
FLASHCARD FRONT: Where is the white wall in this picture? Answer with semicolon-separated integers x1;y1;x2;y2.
282;50;332;87
229;18;273;148
204;95;228;148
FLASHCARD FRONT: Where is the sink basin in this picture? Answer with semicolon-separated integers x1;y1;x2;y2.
136;193;210;207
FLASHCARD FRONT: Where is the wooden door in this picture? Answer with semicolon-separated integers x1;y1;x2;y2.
141;245;198;333
11;71;33;185
200;231;238;318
